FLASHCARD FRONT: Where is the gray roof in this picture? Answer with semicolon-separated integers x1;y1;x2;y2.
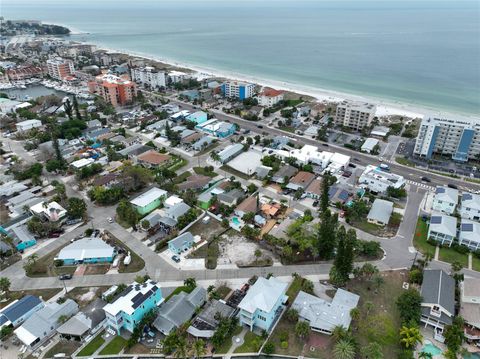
153;287;206;334
165;202;191;220
192;136;214;150
255;165;272;179
0;240;11;253
196;299;234;327
56;312;91;336
9;225;35;245
272;165;297;183
7;190;36;207
218;144;243;162
421;269;455;320
367;199;394;224
217;189;244;205
435;186;459;204
57;238;115;261
159;216;177;227
0;181;28;197
143;212;162;227
168;232;194;250
118;143;151;157
87;119;102;129
292;289;359;332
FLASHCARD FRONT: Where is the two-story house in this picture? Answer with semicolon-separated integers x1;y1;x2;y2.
460;193;480;221
432;186;459;215
103;280;163;335
460;278;480;344
420;269;455;335
238;277;288;332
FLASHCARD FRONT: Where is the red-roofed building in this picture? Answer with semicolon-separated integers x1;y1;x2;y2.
257;87;284;107
6;66;45;81
88;74;137;107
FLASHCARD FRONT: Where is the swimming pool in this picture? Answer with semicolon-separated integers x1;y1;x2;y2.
464;353;480;359
232;217;241;226
421;341;442;356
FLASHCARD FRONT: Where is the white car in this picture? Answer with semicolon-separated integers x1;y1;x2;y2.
107;217;114;223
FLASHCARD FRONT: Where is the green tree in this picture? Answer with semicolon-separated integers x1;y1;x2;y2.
263;341;275;355
193;339;206;358
332;226;354;286
286;308;299;322
66;197;87;219
242;212;255;224
333;339;356;359
399;325;423;349
116;200;139;228
63;98;73;120
141;219;150;230
317;209;338;260
361;341;383;359
294;320;310;339
0;277;11;297
443;317;465;356
184;277;197;290
320;174;331;212
174;335;188;358
72;95;82;120
396;289;422;325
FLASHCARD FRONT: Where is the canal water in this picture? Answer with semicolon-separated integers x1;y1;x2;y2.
2;84;67;100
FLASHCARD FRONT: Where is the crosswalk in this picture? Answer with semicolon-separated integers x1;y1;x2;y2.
406;179;435;191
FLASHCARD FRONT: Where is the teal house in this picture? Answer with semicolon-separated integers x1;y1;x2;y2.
9;225;36;251
186;111;208;124
103;280;163;334
130;187;167;215
168;232;195;255
56;238;115;265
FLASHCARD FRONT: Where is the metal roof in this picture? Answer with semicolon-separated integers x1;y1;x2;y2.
57;238;114;262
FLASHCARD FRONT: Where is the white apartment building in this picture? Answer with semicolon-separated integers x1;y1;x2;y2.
432;186;458;215
460;192;480;221
257;88;284;107
131;66;166;89
46;57;75;80
222;81;255;100
414;116;480;162
335;100;377;131
358;165;406;194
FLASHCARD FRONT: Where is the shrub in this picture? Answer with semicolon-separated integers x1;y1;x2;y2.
263;341;275;355
280;341;288;349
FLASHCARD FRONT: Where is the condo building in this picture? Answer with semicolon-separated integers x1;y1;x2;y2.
88;74;137;106
335;100;377;130
131;66;166;89
46;57;75;80
222;81;255;100
414;116;480;162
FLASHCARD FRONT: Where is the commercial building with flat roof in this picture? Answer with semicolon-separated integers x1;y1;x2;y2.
359;165;406;194
131;66;166;89
217;143;244;164
414;116;480;162
46;57;74;80
361;138;379;153
222;81;255;100
56;238;115;265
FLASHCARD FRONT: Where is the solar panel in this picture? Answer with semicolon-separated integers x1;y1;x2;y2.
436;187;445;194
430;216;442;224
462;223;474;232
463;193;473;201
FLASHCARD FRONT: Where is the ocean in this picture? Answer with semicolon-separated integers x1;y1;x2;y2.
3;0;480;116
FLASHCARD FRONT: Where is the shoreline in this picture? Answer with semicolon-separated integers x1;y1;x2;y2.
56;24;478;120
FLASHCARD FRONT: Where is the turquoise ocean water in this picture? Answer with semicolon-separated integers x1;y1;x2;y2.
2;0;480;115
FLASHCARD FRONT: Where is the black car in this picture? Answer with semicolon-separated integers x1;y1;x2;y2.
322;143;329;147
172;255;181;263
348;163;356;168
313;200;319;207
257;125;264;129
447;183;458;189
59;274;72;280
421;176;431;183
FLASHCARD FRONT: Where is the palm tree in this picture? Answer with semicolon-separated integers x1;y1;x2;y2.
286;308;299;323
399;325;423;349
418;352;433;359
0;277;11;297
451;261;463;274
294;320;310;339
193;339;206;358
361;341;383;359
184;277;197;289
333;339;356;359
174;336;188;359
332;326;349;343
350;308;360;323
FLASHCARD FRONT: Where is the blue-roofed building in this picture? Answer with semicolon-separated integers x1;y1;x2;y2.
459;220;480;251
0;295;44;329
168;232;195;255
428;212;458;246
238;277;288;332
432;186;459;215
460;192;480;222
103;280;163;335
186;111;208;124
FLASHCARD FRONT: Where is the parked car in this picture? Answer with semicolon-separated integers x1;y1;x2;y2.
59;274;72;280
313;200;319;207
172;255;181;263
348;163;356;168
447;183;458;189
257;125;264;129
107;217;114;223
421;176;431;183
49;232;62;238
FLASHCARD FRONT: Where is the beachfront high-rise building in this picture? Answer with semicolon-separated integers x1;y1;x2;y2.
131;66;167;89
222;81;255;100
335;100;377;131
414;116;480;162
46;57;75;80
88;74;137;107
257;88;284;107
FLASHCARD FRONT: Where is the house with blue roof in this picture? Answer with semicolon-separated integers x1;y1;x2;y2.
238;276;288;332
103;279;163;334
168;232;195;255
0;295;44;330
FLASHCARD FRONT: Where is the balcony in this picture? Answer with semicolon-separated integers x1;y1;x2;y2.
465;326;480;341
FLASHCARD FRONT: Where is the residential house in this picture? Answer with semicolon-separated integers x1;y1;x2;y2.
261;203;281;218
271;165;298;184
196;119;236;138
460;193;480;221
164;202;191;222
56;238;115;265
168;232;196;255
286;171;315;191
292;289;359;335
0;181;28;198
93;173;120;189
217;189;245;207
460;278;480;343
71;158;95;170
235;196;259;219
428;213;458;247
136;150;171;168
103;280;163;334
164;195;184;209
188;299;235;338
459;221;480;251
57;299;106;341
177;175;211;192
14;299;79;348
432;186;459;215
420;269;455;333
0;296;44;330
361;138;380;153
8;225;36;251
305;178;322;199
192;136;215;152
238;277;288;332
186;111;208;124
130;187;167;215
118;144;152;159
153;287;207;335
16;119;42;132
30;201;67;222
367;199;394;226
255;165;272;180
358;165;406;194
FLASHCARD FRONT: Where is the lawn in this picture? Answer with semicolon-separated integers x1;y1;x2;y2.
285;276;304;302
345;270;407;358
215;325;243;354
105;232;145;273
164;285;194;301
395;157;416;167
412;218;436;257
193;166;217;177
2;288;61;309
439;248;468;268
352;221;384;236
278;126;295;133
25;243;78;278
173;170;192;184
77;332;105;356
98;336;127;355
473;256;480;272
168;156;188;172
234;331;264;353
44;341;81;358
195;142;219;156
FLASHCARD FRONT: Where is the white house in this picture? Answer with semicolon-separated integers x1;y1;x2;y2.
71;158;95;170
358;165;406;194
30;201;67;222
459;221;480;251
460;192;480;221
427;213;457;247
432;186;458;215
361;138;379;153
16;119;42;132
367;199;393;226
